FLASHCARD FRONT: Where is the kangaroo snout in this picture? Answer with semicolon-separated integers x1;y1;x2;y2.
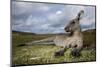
65;27;70;32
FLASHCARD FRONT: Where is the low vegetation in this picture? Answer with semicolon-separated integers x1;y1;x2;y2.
12;29;96;66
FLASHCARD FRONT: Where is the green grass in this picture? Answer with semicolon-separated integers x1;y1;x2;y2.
12;30;96;65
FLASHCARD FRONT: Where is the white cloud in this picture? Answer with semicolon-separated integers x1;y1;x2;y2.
81;17;95;26
56;11;62;15
41;24;50;28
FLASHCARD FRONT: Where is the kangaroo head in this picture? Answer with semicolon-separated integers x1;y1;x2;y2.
64;10;84;33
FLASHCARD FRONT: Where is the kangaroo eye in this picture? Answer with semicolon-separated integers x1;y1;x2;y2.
71;21;75;24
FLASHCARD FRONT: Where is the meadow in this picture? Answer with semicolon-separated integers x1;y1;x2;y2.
12;29;96;66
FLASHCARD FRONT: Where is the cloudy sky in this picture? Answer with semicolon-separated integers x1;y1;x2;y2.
11;1;96;34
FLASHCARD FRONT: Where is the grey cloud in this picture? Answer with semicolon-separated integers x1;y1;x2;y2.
12;1;96;34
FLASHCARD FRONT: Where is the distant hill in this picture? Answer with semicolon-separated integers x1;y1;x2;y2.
83;29;96;33
12;30;36;35
82;29;96;35
82;29;96;49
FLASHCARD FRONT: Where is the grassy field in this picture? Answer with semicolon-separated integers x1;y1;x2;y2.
12;29;96;66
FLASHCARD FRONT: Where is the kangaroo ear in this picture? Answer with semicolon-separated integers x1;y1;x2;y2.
78;10;84;20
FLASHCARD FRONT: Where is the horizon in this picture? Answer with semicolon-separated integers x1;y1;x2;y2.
12;28;96;34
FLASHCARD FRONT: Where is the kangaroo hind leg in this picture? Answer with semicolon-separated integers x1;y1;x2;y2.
71;44;82;57
54;46;67;57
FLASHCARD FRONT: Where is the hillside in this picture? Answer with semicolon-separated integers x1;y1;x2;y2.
12;30;36;35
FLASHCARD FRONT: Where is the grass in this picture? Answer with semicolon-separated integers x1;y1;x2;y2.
12;30;96;65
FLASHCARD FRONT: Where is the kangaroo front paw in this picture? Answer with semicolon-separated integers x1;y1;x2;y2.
71;49;81;57
54;50;65;57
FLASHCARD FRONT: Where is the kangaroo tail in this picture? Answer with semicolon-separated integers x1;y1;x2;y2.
18;37;55;46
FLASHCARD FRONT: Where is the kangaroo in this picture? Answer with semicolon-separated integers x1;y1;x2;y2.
20;10;84;57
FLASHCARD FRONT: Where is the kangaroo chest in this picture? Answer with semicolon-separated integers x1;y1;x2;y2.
54;35;83;48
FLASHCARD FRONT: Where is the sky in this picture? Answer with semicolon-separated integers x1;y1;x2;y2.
11;1;96;34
